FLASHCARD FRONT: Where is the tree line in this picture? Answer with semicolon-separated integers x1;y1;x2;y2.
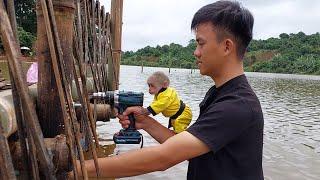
122;40;197;69
0;0;319;75
245;32;320;75
122;32;320;75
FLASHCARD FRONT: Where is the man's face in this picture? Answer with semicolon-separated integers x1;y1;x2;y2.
147;76;162;95
193;23;225;78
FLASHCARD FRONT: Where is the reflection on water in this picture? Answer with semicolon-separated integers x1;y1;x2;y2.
246;72;320;153
97;66;320;179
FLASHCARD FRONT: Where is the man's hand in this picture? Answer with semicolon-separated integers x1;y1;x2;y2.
117;106;150;130
117;106;176;143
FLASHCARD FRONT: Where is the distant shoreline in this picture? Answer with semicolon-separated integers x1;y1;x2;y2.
120;64;320;77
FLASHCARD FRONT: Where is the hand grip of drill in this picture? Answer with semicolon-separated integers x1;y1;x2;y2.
128;114;136;130
118;105;136;131
91;91;144;145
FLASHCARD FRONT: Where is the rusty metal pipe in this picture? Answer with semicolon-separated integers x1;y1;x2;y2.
12;135;71;173
0;81;113;138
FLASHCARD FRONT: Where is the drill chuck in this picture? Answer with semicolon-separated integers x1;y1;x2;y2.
92;91;117;107
92;90;143;108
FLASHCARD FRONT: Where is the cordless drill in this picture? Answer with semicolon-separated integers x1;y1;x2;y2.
91;90;144;145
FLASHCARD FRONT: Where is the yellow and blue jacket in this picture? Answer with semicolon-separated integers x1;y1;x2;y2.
147;87;192;133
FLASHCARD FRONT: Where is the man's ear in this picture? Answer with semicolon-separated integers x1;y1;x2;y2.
223;39;234;56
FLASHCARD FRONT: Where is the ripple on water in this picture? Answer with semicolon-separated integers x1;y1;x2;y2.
97;66;320;179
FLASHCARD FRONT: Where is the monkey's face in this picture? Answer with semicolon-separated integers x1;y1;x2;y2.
147;77;163;95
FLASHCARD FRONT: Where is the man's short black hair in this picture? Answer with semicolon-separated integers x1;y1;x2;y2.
191;1;254;59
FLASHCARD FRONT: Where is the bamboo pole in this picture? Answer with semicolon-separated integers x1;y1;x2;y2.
1;20;39;178
87;0;99;92
4;1;31;178
110;0;123;90
76;0;100;146
74;0;105;178
5;0;17;39
73;0;89;179
90;0;101;92
42;0;102;178
36;1;64;138
100;7;107;92
38;0;80;178
106;14;116;91
0;122;16;180
26;124;41;180
74;17;102;178
83;0;89;77
96;0;103;91
0;2;56;179
72;56;100;178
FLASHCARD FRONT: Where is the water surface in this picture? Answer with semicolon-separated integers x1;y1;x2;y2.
97;65;320;179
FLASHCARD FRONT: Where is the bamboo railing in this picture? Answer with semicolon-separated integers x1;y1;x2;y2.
0;0;123;179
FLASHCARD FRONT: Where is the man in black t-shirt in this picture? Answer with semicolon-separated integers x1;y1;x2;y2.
185;2;264;178
79;1;264;179
187;74;264;179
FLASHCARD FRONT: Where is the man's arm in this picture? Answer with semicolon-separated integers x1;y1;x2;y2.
80;131;210;178
141;114;176;143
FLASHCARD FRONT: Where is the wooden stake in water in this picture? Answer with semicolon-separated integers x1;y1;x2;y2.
141;60;144;73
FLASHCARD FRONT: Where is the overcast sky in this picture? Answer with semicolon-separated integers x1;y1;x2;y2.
101;0;320;51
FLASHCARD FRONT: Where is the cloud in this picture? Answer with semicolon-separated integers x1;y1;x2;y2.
100;0;320;51
246;0;320;39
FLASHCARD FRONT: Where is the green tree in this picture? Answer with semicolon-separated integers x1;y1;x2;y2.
18;27;36;48
15;0;37;35
121;32;320;75
0;27;36;53
279;33;289;39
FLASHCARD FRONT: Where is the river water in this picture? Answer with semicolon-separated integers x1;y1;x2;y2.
96;65;320;180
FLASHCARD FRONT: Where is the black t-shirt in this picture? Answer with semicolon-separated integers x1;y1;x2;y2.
187;74;264;180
